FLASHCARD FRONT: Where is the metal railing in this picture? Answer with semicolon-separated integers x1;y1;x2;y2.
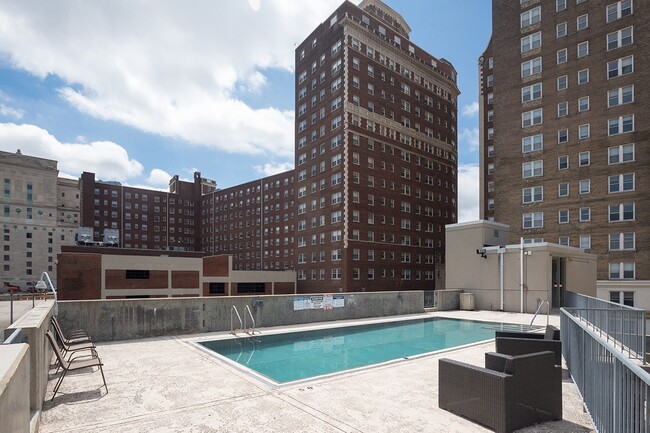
243;305;257;335
561;309;650;433
230;306;243;335
530;299;550;326
564;291;646;361
2;328;25;345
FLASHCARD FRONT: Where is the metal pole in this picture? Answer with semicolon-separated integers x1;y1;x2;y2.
9;290;13;324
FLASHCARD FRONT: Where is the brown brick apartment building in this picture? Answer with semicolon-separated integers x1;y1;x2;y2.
480;0;649;306
200;171;296;272
293;0;460;293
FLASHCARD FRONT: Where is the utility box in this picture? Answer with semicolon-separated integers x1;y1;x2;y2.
460;293;475;311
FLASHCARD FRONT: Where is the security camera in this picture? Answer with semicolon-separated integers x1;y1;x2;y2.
476;248;487;258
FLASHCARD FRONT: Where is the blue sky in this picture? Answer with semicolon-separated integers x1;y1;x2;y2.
0;0;491;221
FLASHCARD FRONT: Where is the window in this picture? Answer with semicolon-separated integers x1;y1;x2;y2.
556;22;567;37
608;85;634;107
578;69;589;84
557;75;568;90
579;124;590;139
522;160;543;178
608;115;634;135
607;0;633;23
610;291;635;307
522;108;543;127
557;49;568;64
608;143;634;164
559;237;569;246
609;263;635;280
522;186;543;203
522;134;543;153
521;83;542;102
579;235;591;249
578;96;589;112
557;0;567;11
558;182;569;197
126;270;150;279
609;203;635;221
521;32;541;53
521;57;542;77
579;207;591;222
609;232;635;250
558;129;568;143
577;14;589;30
558;155;569;170
557;102;568;117
608;56;633;78
523;212;543;229
579;151;590;166
609;173;635;193
577;41;589;58
559;210;569;224
607;27;633;50
579;179;590;194
521;6;541;27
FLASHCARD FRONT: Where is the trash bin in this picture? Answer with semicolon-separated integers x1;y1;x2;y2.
460;293;475;311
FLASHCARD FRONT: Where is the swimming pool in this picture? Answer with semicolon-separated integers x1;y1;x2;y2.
197;317;542;384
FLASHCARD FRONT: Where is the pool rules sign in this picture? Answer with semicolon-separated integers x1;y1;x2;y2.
293;295;345;311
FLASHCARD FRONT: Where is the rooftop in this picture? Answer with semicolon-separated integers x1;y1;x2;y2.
39;311;594;433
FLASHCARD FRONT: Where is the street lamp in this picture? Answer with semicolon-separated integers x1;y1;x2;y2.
35;271;58;316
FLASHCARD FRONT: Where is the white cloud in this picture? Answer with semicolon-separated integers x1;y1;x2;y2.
146;168;172;187
0;104;25;119
457;164;480;223
459;127;480;152
254;161;294;177
462;101;479;117
0;123;143;181
0;0;350;158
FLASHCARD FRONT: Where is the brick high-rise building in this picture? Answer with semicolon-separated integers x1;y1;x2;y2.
294;0;460;293
480;0;649;307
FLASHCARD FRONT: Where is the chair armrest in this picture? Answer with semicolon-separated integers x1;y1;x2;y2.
495;330;544;340
496;338;562;366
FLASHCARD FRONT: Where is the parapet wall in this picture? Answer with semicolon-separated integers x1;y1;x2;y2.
57;291;424;342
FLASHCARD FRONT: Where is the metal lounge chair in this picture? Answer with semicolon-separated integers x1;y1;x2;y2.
45;329;108;401
439;351;562;433
51;316;91;343
51;317;95;358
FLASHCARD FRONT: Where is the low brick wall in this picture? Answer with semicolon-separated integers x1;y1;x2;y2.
57;291;424;342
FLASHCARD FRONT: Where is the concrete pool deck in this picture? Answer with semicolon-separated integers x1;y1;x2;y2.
39;310;594;432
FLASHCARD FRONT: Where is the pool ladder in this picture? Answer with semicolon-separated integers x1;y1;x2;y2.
230;305;258;336
530;300;550;326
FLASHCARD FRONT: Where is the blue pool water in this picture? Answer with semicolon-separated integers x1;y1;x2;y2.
199;318;541;383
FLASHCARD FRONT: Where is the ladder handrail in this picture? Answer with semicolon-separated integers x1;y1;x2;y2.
530;300;550;326
231;306;243;335
243;305;256;335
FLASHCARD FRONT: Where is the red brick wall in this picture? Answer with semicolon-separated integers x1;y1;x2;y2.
105;270;168;290
203;256;230;277
273;282;295;294
171;271;199;288
57;253;102;300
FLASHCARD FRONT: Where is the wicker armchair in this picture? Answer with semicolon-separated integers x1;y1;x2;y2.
495;325;562;365
438;351;562;433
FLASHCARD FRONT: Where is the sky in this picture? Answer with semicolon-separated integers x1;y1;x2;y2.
0;0;492;222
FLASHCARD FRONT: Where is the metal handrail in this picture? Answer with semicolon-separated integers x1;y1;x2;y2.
530;300;550;326
243;305;257;335
230;306;243;335
2;328;25;345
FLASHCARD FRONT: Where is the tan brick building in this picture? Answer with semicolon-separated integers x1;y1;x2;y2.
480;0;649;307
0;150;79;289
